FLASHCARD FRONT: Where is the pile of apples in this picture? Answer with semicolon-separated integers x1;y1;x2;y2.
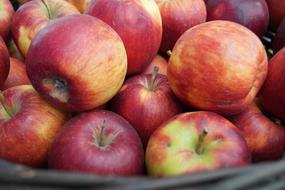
0;0;285;177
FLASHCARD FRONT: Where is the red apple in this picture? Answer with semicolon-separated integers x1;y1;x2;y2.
0;37;10;88
85;0;162;75
261;47;285;123
155;0;206;54
26;15;127;112
17;0;31;4
0;0;14;43
168;21;268;115
7;40;24;62
48;110;144;176
1;58;30;90
206;0;269;37
0;85;69;167
229;102;285;162
66;0;91;13
272;18;285;53
146;111;250;177
11;0;79;57
142;55;168;75
111;67;183;145
266;0;285;31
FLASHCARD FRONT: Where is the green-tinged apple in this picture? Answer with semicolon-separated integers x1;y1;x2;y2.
229;102;285;162
111;67;183;146
266;0;285;31
168;21;268;115
261;48;285;123
0;0;14;43
142;55;168;75
26;15;127;112
7;40;24;61
86;0;162;75
1;58;30;90
0;85;69;167
49;110;144;176
66;0;91;13
206;0;269;37
11;0;79;57
155;0;206;54
146;111;251;177
0;37;10;88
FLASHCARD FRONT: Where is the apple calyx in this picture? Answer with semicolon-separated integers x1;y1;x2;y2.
196;128;209;155
41;0;53;19
42;78;69;103
148;66;159;91
92;120;119;149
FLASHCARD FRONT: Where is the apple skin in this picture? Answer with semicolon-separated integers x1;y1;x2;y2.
0;37;10;88
0;85;69;167
85;0;162;75
266;0;285;31
111;72;183;146
167;21;268;116
26;15;127;113
17;0;31;4
7;40;24;62
66;0;91;13
11;0;79;57
146;111;250;177
229;103;285;162
48;110;144;176
1;58;30;90
272;18;285;53
155;0;206;54
142;55;168;75
261;48;285;124
206;0;269;37
0;0;14;43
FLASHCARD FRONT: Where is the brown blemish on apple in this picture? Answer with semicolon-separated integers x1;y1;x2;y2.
42;78;69;103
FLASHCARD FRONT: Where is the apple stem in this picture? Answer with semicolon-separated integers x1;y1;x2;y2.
41;0;52;19
149;66;159;91
196;128;209;155
166;50;172;57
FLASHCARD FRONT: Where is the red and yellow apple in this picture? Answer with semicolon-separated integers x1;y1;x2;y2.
0;0;14;43
86;0;162;75
155;0;207;54
0;37;10;88
230;102;285;162
0;85;69;167
11;0;79;57
206;0;269;37
146;111;250;177
266;0;285;31
49;110;144;176
26;15;127;112
1;58;30;90
111;67;183;145
66;0;91;13
261;47;285;123
142;55;168;75
167;21;268;115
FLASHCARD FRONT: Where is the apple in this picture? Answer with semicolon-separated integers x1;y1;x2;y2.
11;0;79;57
146;111;250;177
261;47;285;124
85;0;162;75
7;40;24;62
0;0;14;43
272;18;285;53
266;0;285;31
26;15;127;112
1;58;30;90
111;67;183;146
48;110;144;176
17;0;31;4
0;85;69;167
229;102;285;162
206;0;269;37
0;37;10;88
167;21;268;116
155;0;206;54
142;55;168;75
66;0;91;13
